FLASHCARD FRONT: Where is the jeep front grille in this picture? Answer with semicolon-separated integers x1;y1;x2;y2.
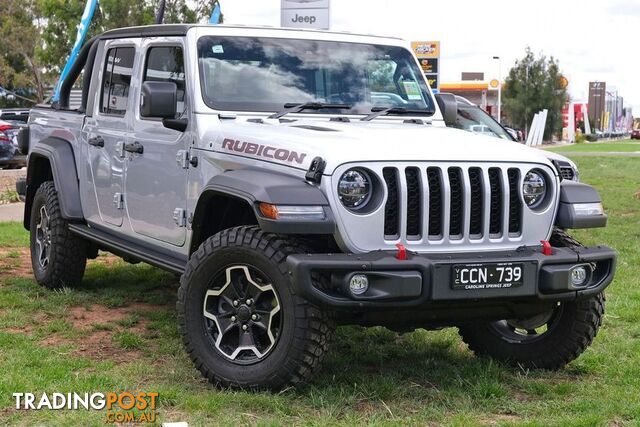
382;165;523;241
329;162;558;254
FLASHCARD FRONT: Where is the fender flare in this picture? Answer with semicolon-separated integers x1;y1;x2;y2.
198;169;335;234
25;137;83;227
555;180;607;229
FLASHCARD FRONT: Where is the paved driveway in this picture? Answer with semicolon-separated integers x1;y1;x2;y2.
0;202;24;222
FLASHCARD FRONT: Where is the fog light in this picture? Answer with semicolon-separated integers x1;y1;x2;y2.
349;274;369;295
570;266;589;288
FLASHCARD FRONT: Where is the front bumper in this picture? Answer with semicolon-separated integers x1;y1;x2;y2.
287;244;616;310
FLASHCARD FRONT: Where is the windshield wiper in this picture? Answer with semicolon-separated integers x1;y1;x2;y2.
361;106;435;122
269;102;352;119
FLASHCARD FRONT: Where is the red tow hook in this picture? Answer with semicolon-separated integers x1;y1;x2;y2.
540;240;553;256
396;243;407;260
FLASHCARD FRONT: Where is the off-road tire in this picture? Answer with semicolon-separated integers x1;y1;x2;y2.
459;229;605;369
29;181;87;289
177;226;334;390
549;227;584;249
459;293;604;369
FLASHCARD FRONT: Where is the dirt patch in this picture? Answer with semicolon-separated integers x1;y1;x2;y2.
68;303;157;329
0;250;122;283
41;330;141;364
41;303;168;363
0;247;32;280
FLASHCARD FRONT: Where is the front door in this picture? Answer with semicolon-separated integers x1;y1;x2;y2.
84;45;136;227
125;42;189;246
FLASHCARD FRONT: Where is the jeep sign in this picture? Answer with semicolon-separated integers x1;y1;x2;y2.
281;0;329;30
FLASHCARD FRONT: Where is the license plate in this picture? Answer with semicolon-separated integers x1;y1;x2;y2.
452;263;524;290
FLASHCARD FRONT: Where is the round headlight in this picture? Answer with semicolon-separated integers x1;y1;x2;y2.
523;170;547;208
338;169;371;209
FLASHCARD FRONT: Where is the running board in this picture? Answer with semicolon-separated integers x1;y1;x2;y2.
68;223;187;274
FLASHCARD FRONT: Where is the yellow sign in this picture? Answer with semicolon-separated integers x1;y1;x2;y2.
411;41;440;58
488;79;500;90
559;76;569;89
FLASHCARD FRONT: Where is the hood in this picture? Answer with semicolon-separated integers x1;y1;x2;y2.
204;117;555;174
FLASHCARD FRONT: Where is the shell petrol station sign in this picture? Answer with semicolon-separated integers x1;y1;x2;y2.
411;41;440;92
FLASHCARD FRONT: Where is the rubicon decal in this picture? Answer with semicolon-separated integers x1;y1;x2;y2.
221;138;307;164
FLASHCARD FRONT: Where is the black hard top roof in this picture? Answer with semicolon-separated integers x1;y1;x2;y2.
101;24;195;40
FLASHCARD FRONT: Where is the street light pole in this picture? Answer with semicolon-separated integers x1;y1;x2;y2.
493;56;502;124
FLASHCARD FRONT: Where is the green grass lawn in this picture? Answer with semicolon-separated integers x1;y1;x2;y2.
1;156;639;425
546;139;640;153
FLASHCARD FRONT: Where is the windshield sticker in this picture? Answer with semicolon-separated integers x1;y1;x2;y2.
402;81;422;100
211;45;224;54
221;138;308;165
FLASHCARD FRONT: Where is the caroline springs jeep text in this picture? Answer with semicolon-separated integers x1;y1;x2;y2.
17;24;616;389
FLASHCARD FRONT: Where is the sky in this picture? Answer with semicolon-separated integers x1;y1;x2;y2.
216;0;639;112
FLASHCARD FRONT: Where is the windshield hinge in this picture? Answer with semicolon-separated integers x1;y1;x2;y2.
305;156;326;184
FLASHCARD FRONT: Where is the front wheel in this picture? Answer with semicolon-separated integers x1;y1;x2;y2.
177;226;334;389
459;293;605;369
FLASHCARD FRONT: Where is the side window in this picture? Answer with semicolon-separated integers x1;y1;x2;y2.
100;47;135;115
142;46;185;118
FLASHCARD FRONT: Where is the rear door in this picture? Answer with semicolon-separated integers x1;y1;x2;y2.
83;43;137;227
124;40;190;246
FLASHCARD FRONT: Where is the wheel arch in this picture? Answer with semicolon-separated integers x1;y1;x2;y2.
189;190;259;256
24;137;83;229
189;170;334;256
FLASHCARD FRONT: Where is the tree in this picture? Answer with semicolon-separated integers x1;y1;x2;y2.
502;48;568;140
0;0;46;104
38;0;213;75
1;0;220;106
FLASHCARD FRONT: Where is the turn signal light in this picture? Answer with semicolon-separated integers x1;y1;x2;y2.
259;203;326;221
259;203;280;220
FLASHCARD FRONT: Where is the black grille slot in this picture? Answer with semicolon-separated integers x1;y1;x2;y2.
560;167;574;181
507;168;522;234
382;168;400;237
488;168;503;235
427;167;442;237
405;167;422;238
468;168;483;237
448;167;464;238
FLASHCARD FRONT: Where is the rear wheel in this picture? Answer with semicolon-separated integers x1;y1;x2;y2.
177;226;334;389
29;181;87;289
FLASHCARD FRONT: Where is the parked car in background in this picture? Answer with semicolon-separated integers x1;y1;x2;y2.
0;108;30;124
0;119;26;169
631;129;640;140
447;95;580;182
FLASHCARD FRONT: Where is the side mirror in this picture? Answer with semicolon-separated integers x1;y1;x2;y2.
141;81;177;118
434;93;458;126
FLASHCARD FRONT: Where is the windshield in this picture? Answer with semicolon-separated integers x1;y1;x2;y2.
454;105;513;140
197;36;435;115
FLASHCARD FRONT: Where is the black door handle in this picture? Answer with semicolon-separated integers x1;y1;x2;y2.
88;136;104;147
124;141;144;154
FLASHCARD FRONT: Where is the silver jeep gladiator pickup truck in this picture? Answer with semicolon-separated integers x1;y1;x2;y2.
18;24;615;389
